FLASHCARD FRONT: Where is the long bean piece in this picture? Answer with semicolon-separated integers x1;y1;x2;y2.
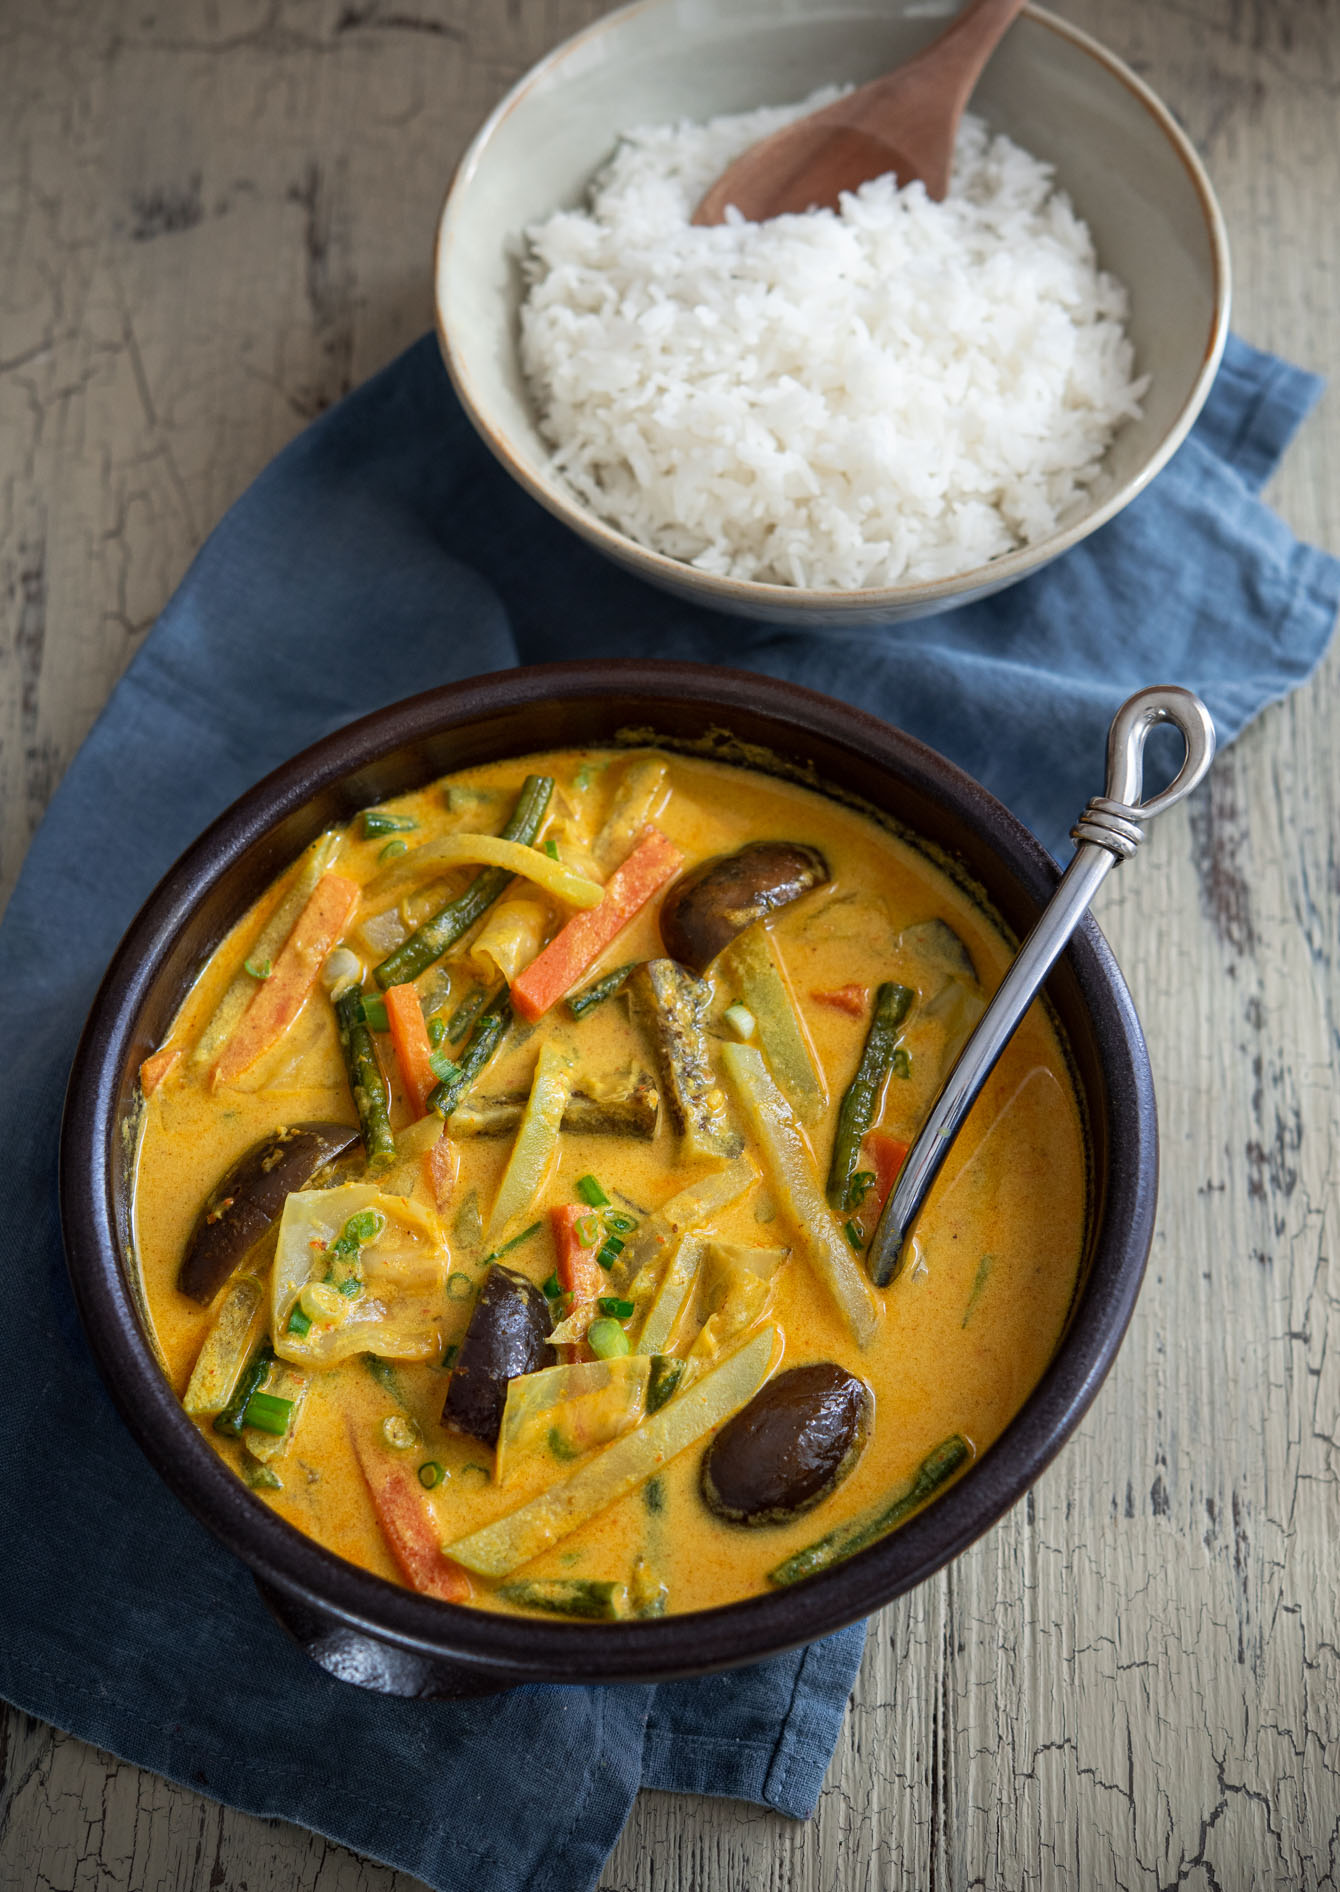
429;988;512;1117
567;962;637;1019
334;987;397;1170
373;774;554;989
767;1434;971;1587
825;981;914;1214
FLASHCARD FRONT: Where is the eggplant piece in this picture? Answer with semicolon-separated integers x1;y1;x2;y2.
442;1264;554;1447
177;1122;361;1305
629;960;741;1163
660;842;830;974
448;1072;660;1140
896;918;978;987
700;1363;872;1527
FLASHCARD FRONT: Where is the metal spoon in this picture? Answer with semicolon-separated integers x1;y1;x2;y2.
692;0;1027;227
867;685;1216;1289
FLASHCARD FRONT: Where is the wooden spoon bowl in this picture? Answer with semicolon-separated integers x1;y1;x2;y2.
693;0;1027;224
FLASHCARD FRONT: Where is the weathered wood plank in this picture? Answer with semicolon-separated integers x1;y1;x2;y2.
2;0;1338;1887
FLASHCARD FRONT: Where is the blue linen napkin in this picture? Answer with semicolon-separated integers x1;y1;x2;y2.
0;331;1334;1892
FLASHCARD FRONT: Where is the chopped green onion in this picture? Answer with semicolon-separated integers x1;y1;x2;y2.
573;1211;602;1249
446;989;486;1042
843;1219;865;1251
542;1273;563;1300
446;1271;476;1300
587;1318;630;1360
336;1277;362;1298
343;1209;385;1246
286;1307;312;1336
242;1391;294;1436
358;994;390;1033
427;1015;446;1048
378;838;408;862
847;1171;876;1207
361;810;418;838
244;956;272;981
595;1236;624;1271
723;1001;756;1040
418;1460;445;1489
382;1413;421;1451
543;838;560;860
602;1210;638;1235
481;1222;543;1266
597;1296;635;1319
429;1049;464;1084
576;1175;610;1208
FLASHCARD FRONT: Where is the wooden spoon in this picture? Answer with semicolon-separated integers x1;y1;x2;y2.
692;0;1028;227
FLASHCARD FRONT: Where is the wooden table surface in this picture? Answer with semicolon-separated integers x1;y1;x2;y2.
3;2;1337;1886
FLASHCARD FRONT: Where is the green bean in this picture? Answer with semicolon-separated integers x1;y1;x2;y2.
445;988;486;1042
429;988;511;1117
567;962;637;1019
497;1578;627;1621
825;981;914;1214
374;775;554;989
334;987;397;1171
767;1435;970;1588
213;1347;274;1437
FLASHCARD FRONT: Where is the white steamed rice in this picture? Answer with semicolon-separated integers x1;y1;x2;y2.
518;94;1147;590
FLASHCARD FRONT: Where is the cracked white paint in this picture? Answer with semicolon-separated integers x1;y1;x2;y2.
2;0;1340;1887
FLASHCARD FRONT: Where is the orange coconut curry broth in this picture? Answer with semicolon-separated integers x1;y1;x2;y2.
133;747;1086;1621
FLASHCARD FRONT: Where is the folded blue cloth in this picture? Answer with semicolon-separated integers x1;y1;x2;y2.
0;332;1333;1892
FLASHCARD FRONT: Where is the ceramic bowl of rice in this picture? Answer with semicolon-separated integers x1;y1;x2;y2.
434;0;1229;626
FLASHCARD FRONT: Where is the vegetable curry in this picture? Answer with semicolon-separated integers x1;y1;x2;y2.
133;748;1086;1622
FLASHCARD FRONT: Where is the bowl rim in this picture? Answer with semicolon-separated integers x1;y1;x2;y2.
433;0;1232;614
60;660;1157;1686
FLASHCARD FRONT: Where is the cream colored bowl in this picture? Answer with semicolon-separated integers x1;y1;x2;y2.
434;0;1230;627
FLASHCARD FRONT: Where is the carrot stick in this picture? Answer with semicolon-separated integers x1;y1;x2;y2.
212;873;359;1087
510;827;684;1023
550;1204;605;1362
139;1045;180;1096
810;984;868;1017
349;1422;472;1604
551;1203;605;1303
864;1128;909;1217
384;982;437;1118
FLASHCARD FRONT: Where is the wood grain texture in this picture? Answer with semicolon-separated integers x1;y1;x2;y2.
2;1;1337;1887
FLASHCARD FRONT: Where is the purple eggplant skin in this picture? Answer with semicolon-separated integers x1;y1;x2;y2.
443;1265;554;1446
177;1122;361;1305
700;1363;872;1527
659;842;830;974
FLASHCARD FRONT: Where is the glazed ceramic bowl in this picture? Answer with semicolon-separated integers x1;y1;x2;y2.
60;662;1156;1698
434;0;1230;628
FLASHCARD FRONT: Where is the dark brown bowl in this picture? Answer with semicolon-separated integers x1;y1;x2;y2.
59;661;1156;1698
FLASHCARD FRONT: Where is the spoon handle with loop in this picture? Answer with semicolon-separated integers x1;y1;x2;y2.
867;685;1216;1289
